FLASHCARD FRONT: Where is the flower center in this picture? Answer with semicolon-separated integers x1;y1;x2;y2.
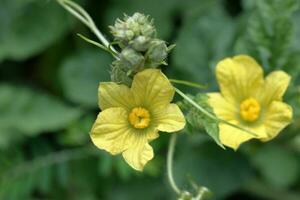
129;107;151;129
240;98;261;122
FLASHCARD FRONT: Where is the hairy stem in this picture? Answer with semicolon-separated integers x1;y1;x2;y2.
167;134;181;194
169;79;207;89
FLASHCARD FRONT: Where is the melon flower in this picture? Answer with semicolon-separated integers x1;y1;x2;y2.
208;55;293;150
90;69;186;171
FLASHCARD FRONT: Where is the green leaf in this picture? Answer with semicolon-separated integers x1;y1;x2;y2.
0;0;73;61
175;139;252;199
115;157;133;181
0;84;82;148
235;0;299;71
59;114;94;146
105;178;168;200
59;48;112;108
181;94;224;148
292;11;300;51
252;144;300;188
172;4;235;85
97;155;113;177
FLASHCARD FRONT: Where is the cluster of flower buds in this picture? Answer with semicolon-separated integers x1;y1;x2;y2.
109;12;174;85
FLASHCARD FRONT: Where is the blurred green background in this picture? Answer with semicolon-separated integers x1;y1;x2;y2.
1;0;300;199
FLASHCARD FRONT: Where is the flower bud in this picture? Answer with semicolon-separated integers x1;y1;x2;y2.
131;12;147;24
109;12;173;85
141;24;156;37
111;61;133;86
109;21;134;42
146;39;168;65
120;48;144;70
110;12;156;46
130;36;151;52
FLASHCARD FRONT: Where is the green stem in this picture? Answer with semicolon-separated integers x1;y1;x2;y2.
167;134;181;195
77;34;118;57
169;79;207;89
174;87;258;137
195;187;210;200
57;0;89;26
77;34;110;51
57;0;119;58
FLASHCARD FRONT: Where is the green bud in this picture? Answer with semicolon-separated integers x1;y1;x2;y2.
125;30;135;40
146;39;168;65
120;48;144;71
109;20;134;42
141;24;156;37
111;61;133;86
110;12;156;46
127;20;140;35
130;36;151;52
131;12;147;24
109;12;174;83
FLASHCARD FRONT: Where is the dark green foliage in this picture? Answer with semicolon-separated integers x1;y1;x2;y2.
175;139;253;200
59;48;112;108
251;144;300;188
0;0;300;199
236;0;299;72
172;2;235;85
0;0;73;61
0;85;82;149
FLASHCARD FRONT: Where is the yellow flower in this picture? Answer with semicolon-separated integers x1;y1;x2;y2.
90;69;186;171
208;55;293;150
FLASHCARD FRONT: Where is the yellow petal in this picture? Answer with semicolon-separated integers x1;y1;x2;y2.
122;131;155;171
98;82;136;110
260;71;291;106
207;93;238;121
219;123;265;150
208;92;266;149
131;69;174;110
146;127;160;141
261;101;293;141
154;104;186;132
216;55;264;103
90;107;132;155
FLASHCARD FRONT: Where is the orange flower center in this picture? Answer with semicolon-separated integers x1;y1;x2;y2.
129;107;151;129
240;98;261;122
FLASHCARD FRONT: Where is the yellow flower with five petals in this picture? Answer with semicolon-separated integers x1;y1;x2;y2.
90;69;186;171
208;55;293;150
